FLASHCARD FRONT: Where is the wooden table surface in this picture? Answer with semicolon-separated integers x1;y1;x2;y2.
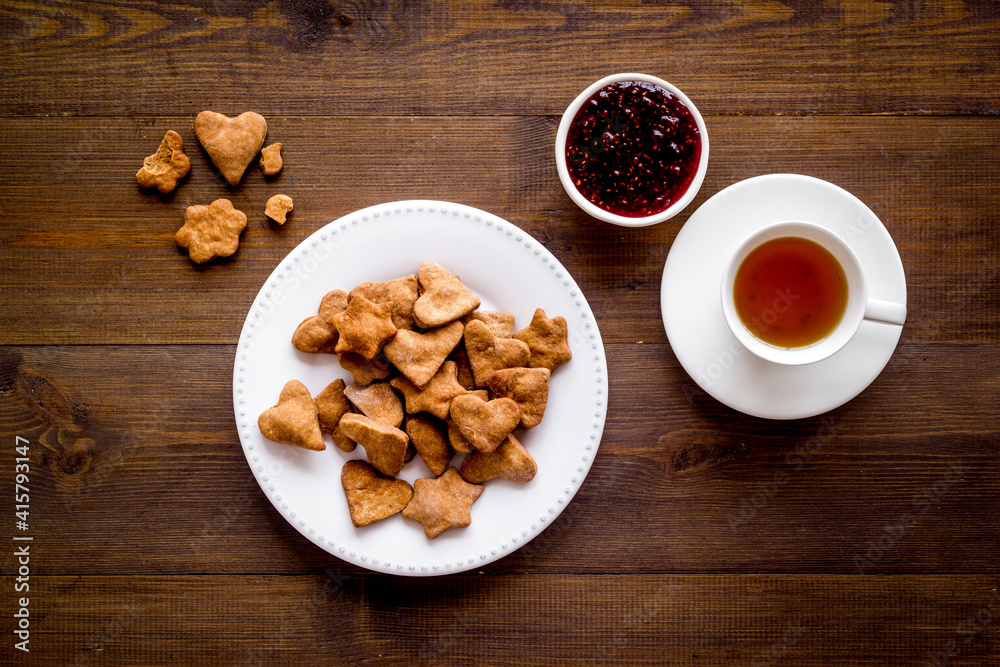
2;1;998;664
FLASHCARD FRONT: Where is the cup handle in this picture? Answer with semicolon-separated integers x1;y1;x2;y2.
864;298;907;326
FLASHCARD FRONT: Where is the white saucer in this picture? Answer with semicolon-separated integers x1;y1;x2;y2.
660;174;906;420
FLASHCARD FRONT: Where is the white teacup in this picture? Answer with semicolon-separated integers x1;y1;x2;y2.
720;221;906;365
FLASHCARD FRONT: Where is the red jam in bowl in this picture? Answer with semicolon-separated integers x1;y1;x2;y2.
565;80;702;218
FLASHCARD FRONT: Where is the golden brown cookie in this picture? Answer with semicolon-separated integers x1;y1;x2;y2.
449;393;520;455
460;434;537;484
341;460;413;527
314;379;355;452
463;319;531;388
292;289;347;354
265;194;293;224
448;342;477;390
465;310;516;338
343;381;404;428
260;142;283;176
318;289;350;322
413;262;481;328
513;308;573;371
446;418;475;454
405;414;453;477
402;468;485;539
332;295;398;360
175;198;248;264
390;360;468;420
292;316;338;354
484;367;550;429
338;352;392;386
257;379;325;451
194;111;268;186
349;275;419;330
338;413;408;477
136;130;191;194
383;320;464;387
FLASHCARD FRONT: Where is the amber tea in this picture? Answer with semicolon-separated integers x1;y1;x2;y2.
733;236;848;348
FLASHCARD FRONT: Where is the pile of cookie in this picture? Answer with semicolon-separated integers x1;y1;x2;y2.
257;262;572;539
136;111;293;263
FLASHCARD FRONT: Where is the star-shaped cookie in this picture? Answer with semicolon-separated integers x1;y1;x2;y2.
402;468;484;539
331;295;398;360
513;308;573;371
390;360;468;420
174;198;248;264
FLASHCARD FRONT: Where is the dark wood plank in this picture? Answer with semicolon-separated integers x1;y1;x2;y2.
4;574;997;665
1;115;998;345
3;1;1000;116
2;343;996;575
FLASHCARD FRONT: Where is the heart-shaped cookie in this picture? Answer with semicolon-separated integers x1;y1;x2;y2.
449;393;520;454
257;379;325;451
341;460;413;527
484;367;550;429
338;413;409;477
460;433;537;484
463;319;531;387
413;261;481;328
195;111;268;186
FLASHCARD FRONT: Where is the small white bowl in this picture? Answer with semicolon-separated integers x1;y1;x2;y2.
555;73;709;227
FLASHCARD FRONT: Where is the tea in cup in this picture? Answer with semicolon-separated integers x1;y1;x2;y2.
720;221;906;365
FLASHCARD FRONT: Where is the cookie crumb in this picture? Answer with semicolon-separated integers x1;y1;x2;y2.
260;142;283;176
265;194;293;224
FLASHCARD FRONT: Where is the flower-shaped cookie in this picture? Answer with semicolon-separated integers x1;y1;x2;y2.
174;198;248;264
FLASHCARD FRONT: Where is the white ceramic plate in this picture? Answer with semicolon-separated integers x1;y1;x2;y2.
233;201;607;575
660;174;906;420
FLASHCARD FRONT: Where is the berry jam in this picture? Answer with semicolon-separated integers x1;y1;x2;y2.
565;81;702;218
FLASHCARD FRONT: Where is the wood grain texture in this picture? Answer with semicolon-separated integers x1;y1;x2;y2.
1;343;996;576
2;574;997;665
2;0;1000;116
1;115;997;345
3;1;999;662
